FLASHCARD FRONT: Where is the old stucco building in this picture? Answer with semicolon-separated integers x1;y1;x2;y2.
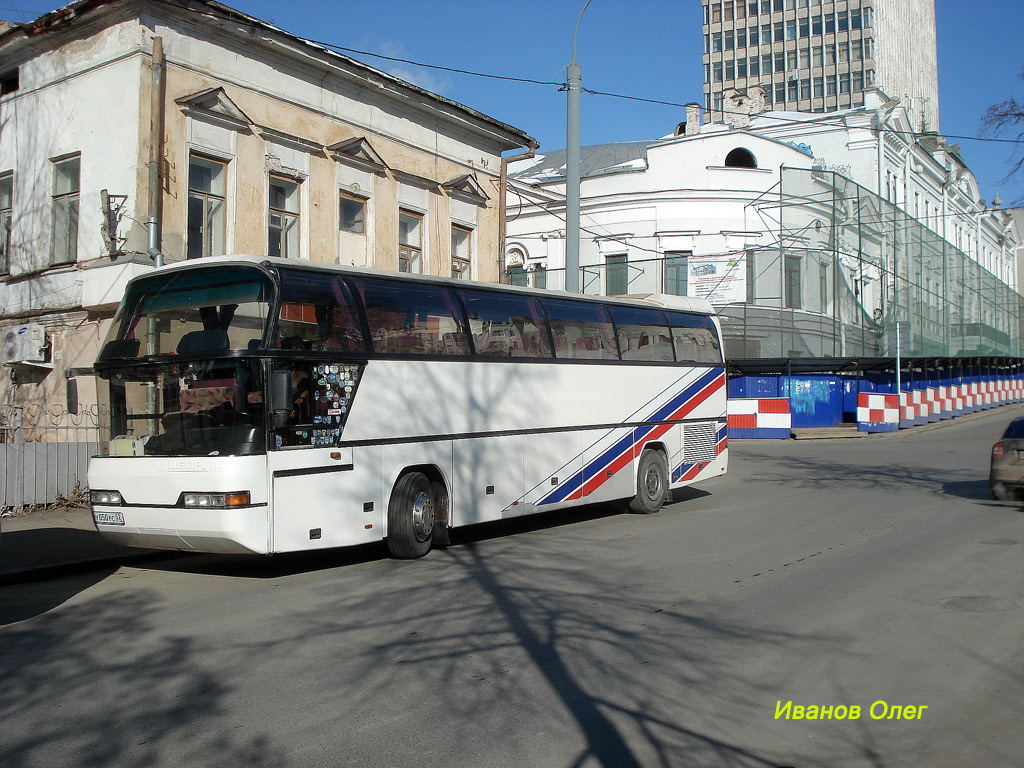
0;0;535;413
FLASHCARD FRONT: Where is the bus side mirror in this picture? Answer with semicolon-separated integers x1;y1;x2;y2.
270;370;292;430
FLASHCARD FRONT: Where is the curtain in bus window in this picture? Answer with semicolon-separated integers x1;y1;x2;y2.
460;290;552;358
541;298;618;360
610;306;674;362
275;270;365;352
354;278;470;355
668;314;723;364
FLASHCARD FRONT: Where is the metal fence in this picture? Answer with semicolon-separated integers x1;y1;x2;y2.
0;404;99;513
505;167;1024;360
733;167;1024;358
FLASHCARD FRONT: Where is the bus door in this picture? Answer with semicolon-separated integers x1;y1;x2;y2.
266;362;380;552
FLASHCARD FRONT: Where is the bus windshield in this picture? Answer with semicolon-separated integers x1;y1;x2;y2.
98;265;273;361
96;358;266;456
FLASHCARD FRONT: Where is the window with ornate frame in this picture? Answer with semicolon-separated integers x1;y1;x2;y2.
187;155;227;260
398;210;422;273
451;224;471;279
339;192;365;234
269;175;300;258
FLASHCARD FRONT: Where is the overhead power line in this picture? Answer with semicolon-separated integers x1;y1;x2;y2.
305;38;564;88
586;88;1024;146
303;38;1023;147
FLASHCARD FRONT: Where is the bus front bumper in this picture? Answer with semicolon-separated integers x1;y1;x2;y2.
88;455;270;554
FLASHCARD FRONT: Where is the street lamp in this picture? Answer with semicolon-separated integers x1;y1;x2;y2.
565;0;592;294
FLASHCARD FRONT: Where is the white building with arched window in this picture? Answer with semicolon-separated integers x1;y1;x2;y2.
506;130;815;297
506;91;1022;359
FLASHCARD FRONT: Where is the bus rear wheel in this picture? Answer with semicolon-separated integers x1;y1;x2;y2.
629;449;668;514
387;472;435;559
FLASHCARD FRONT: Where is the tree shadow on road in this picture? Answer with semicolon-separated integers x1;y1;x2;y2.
0;503;908;768
141;502;644;581
734;446;999;504
245;533;839;768
0;589;290;768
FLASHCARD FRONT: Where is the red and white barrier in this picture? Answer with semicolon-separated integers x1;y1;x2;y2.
899;390;928;428
727;398;792;439
950;384;965;416
858;393;899;433
937;386;953;419
864;377;1024;436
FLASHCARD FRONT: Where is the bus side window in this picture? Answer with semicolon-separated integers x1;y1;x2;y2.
275;270;365;352
611;306;674;362
542;298;618;360
668;315;722;364
356;278;470;356
460;290;552;359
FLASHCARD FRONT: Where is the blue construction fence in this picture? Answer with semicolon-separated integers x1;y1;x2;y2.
727;360;1024;431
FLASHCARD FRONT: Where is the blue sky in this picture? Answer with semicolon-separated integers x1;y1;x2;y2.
4;0;1022;203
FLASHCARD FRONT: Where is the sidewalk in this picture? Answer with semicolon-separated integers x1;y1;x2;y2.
0;506;166;586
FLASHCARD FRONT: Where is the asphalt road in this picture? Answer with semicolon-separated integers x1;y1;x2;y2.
2;406;1023;768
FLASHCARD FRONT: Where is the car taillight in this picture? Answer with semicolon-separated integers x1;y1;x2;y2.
992;443;1005;458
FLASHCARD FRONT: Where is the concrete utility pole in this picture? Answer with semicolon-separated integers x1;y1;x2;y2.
565;0;592;293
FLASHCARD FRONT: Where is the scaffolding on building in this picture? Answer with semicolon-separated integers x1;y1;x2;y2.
723;167;1022;360
512;166;1022;363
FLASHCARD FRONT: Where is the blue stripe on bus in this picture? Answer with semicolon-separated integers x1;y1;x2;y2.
539;367;724;505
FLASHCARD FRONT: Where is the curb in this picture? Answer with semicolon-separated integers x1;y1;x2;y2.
790;429;862;440
0;550;184;587
791;402;1024;442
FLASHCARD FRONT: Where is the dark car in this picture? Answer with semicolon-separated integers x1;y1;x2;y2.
990;417;1024;500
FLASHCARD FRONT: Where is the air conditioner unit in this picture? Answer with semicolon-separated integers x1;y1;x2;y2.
1;323;48;365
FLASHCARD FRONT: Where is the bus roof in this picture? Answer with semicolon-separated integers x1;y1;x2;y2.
142;255;718;316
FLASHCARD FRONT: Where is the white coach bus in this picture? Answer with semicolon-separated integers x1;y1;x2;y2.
88;256;727;558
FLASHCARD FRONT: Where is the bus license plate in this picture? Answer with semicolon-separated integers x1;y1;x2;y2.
93;511;125;526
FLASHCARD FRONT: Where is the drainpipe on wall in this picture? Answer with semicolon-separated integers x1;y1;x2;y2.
148;35;165;267
498;140;539;282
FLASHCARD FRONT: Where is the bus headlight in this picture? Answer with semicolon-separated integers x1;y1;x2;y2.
181;491;251;508
90;490;123;506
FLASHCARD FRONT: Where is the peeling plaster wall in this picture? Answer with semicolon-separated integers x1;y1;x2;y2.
0;17;147;418
0;20;146;276
0;0;526;420
150;7;505;281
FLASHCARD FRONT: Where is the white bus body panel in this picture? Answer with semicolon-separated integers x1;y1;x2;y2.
88;455;270;554
341;360;726;524
89;362;726;554
452;435;525;525
267;445;384;553
343;360;718;442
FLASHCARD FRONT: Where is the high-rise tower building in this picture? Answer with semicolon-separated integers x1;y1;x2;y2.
702;0;939;131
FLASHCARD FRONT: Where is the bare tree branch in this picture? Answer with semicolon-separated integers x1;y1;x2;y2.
980;71;1024;200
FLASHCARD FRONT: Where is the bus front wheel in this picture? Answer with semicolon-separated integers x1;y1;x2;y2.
387;472;435;559
629;449;668;515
